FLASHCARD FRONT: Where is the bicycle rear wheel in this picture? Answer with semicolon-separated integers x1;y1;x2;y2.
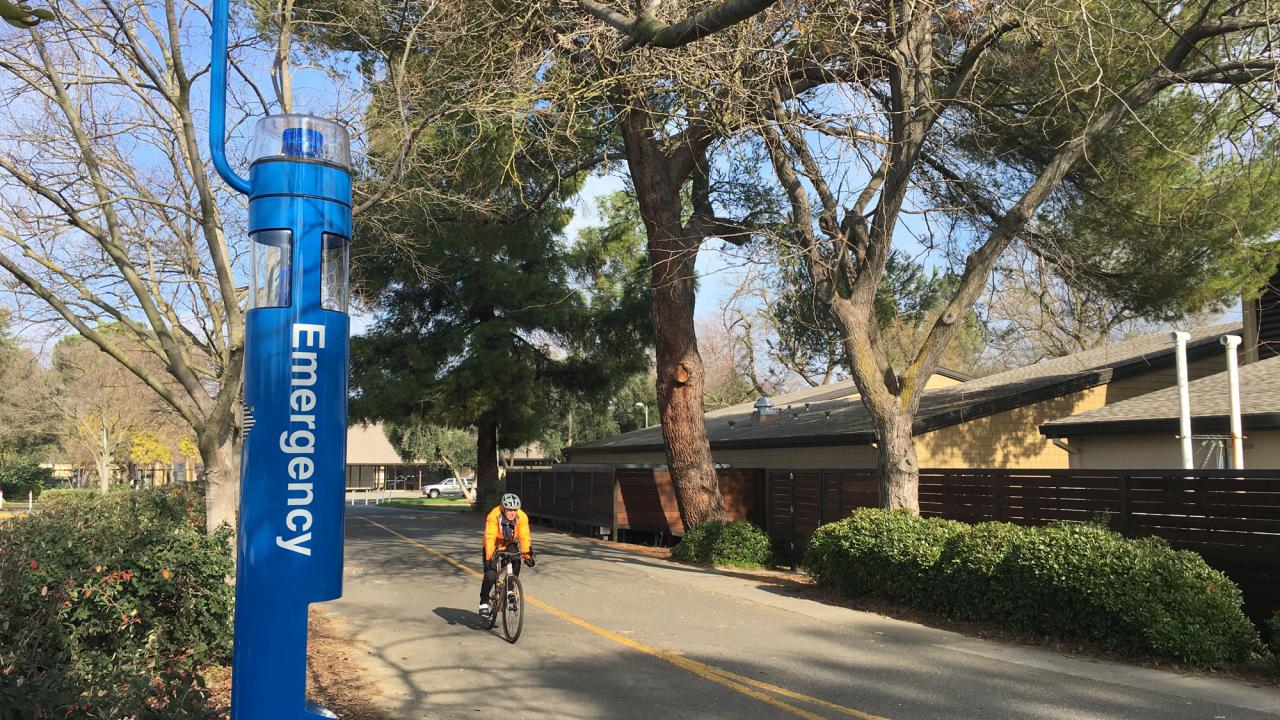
501;576;524;643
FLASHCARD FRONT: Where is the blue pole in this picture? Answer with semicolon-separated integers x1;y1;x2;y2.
210;0;250;195
209;4;352;719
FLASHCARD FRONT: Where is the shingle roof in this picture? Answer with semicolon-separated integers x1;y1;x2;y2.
567;323;1241;454
1041;353;1280;437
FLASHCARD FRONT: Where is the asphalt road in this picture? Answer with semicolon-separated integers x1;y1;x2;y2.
328;506;1279;720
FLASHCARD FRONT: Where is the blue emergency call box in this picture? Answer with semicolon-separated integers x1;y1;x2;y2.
228;115;352;720
210;1;353;714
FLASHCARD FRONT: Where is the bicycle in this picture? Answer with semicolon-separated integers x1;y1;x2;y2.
483;548;533;643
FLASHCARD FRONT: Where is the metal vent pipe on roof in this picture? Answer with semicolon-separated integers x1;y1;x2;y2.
1172;331;1194;470
1221;335;1245;469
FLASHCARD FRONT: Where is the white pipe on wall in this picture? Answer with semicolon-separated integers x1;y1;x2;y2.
1172;331;1194;470
1220;335;1245;469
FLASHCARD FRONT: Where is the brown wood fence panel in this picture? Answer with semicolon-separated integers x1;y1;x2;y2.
617;468;683;535
719;469;766;524
792;471;823;554
552;471;573;520
570;471;591;527
590;471;614;528
766;470;795;559
616;468;670;532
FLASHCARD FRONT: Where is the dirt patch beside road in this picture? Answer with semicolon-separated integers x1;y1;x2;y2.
206;609;393;719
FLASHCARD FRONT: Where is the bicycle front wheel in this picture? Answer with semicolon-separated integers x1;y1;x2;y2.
501;576;524;643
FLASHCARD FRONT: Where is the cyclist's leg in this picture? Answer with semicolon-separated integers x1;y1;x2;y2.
479;552;498;603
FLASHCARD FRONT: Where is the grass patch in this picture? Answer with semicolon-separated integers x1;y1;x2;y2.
383;497;474;512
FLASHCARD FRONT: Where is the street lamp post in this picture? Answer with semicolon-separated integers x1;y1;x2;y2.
634;402;648;428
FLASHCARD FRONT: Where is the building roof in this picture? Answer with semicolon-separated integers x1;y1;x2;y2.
346;423;405;464
566;323;1241;455
1041;353;1280;437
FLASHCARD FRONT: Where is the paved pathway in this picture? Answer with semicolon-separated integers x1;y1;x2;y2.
328;506;1280;720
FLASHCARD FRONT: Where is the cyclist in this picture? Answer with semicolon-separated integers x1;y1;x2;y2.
479;493;534;616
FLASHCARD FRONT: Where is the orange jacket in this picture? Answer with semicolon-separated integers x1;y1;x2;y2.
483;505;531;560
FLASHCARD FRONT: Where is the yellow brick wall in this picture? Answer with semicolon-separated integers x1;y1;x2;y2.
923;374;961;389
1103;355;1221;403
913;386;1108;469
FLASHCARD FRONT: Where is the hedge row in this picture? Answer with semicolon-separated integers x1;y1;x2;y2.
0;458;52;500
37;486;130;505
803;509;1262;668
672;520;773;568
0;486;233;719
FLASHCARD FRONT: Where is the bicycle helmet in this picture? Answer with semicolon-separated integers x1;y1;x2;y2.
501;493;522;510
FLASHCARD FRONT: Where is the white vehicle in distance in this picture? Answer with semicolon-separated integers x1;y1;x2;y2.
421;477;475;499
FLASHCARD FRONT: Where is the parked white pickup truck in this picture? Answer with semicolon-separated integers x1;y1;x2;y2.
421;477;474;499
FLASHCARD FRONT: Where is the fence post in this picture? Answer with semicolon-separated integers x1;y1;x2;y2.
991;473;1003;521
610;470;618;542
817;470;825;526
1116;474;1129;535
789;471;797;568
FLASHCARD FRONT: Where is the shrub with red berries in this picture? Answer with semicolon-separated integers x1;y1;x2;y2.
0;486;232;718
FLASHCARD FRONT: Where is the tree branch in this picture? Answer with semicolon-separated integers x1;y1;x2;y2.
0;248;198;427
578;0;779;49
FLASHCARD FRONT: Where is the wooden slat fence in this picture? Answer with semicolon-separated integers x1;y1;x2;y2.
504;467;616;535
506;466;765;538
766;467;1280;623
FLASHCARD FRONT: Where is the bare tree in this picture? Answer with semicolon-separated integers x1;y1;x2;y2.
50;334;176;492
0;0;299;529
719;265;838;390
0;312;59;460
983;243;1157;366
757;0;1280;510
696;316;779;409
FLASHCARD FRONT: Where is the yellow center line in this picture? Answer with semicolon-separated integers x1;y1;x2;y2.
355;516;890;720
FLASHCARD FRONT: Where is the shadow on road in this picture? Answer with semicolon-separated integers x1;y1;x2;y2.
433;606;489;631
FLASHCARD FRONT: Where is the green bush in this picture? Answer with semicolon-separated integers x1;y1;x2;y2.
803;509;1261;668
0;485;233;719
672;520;773;568
804;508;965;608
35;487;97;504
0;457;52;500
1268;611;1280;670
935;520;1024;621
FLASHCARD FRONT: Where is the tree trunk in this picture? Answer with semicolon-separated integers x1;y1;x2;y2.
876;413;919;513
624;124;725;529
199;428;240;535
439;453;475;503
96;420;112;494
475;420;501;509
650;241;725;527
828;299;922;514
